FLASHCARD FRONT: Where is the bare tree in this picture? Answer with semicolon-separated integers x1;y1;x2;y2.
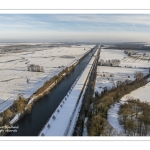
134;71;144;80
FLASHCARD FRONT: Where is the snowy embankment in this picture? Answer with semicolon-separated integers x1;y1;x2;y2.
39;48;98;136
9;113;20;125
0;44;95;113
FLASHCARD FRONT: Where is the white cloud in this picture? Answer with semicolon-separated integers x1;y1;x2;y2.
54;14;150;26
0;14;150;42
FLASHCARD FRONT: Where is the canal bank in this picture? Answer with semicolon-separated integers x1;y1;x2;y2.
7;45;98;136
73;45;101;136
38;46;100;136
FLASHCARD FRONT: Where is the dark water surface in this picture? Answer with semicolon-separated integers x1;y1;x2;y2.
8;46;98;136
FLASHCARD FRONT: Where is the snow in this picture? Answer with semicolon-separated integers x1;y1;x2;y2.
120;61;150;68
0;44;95;113
94;48;150;96
108;82;150;135
39;48;98;136
97;66;149;75
100;48;150;68
95;48;150;135
66;84;87;136
100;49;126;61
82;117;88;136
9;113;20;125
94;66;149;96
121;82;150;103
27;98;34;105
107;102;125;135
120;51;150;68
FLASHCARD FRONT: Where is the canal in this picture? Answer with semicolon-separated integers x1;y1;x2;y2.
8;45;98;136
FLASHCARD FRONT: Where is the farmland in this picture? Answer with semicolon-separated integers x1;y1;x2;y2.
94;48;150;97
0;43;95;113
89;47;150;136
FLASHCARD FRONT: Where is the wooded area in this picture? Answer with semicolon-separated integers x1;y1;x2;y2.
86;73;149;136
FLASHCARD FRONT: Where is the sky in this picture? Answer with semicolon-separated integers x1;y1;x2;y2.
0;14;150;43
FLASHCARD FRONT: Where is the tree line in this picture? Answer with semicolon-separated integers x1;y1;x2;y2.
0;94;30;135
86;73;149;136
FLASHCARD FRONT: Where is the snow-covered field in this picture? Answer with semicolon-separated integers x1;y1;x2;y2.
94;66;149;95
100;48;150;68
94;48;150;96
0;44;95;113
120;55;150;68
100;49;126;61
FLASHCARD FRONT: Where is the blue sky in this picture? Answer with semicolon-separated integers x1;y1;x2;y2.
0;14;150;42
